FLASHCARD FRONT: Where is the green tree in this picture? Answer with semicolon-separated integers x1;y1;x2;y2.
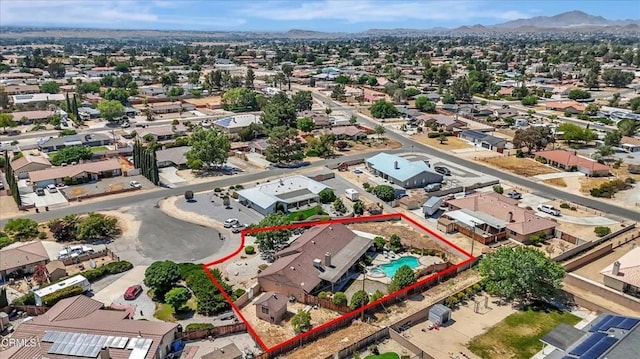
557;123;597;144
370;100;399;119
254;213;291;253
521;96;538;106
47;62;66;78
291;310;311;334
296;117;315;132
97;100;125;122
332;292;348;306
512;126;554;154
186;128;230;170
373;184;395;202
292;90;313;112
567;89;591;100
261;93;297;129
389;265;416;293
415;97;436;112
281;63;294;90
332;198;346;214
617;118;640;137
442;92;456;104
583;70;599;90
374;125;386;137
167;87;184;97
451;76;472;102
164;287;191;311
4;218;39;240
629;97;640;113
0;113;17;132
245;68;255;89
389;234;402;252
603;130;622;146
264;126;304;163
370;289;385;303
373;236;386;251
50;146;92;166
331;84;346;101
222;87;258;112
40;81;60;94
601;69;634;87
353;200;364;215
316;188;336;203
350;290;370;310
478;246;565;303
439;134;448;145
76;212;119;240
145;260;181;297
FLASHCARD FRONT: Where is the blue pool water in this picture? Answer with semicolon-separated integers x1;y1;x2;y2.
373;256;420;277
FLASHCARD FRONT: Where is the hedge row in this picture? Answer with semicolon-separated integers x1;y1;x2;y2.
81;261;133;282
42;285;84;307
185;323;214;331
427;131;453;138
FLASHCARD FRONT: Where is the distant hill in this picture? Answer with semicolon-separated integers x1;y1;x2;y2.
0;10;638;39
493;10;639;29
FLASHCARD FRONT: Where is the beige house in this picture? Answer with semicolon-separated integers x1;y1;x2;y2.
10;154;52;179
255;292;288;324
601;246;640;298
0;241;50;281
45;260;68;282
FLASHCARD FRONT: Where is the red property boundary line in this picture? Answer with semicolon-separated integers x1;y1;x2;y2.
203;212;475;354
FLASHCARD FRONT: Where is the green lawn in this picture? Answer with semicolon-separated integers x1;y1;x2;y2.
467;305;581;359
286;206;325;221
365;353;399;359
90;146;109;153
153;302;176;322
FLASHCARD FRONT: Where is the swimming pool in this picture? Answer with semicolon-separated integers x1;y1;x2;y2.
371;256;420;277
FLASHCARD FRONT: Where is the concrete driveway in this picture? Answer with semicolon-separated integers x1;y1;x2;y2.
91;265;147;306
159;167;187;188
174;191;263;227
24;190;68;209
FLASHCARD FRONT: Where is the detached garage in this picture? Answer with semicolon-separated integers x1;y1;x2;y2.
429;304;452;325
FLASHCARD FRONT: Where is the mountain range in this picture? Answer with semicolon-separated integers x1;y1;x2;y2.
0;11;638;39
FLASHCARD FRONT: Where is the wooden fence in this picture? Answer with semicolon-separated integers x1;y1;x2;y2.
60;248;120;266
1;305;49;316
336;327;390;359
302;293;350;314
176;322;247;341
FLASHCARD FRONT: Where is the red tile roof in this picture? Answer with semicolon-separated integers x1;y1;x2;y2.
535;150;609;173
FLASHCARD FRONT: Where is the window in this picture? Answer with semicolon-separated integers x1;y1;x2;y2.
261;306;269;315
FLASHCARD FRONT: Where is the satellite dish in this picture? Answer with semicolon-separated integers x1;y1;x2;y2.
89;259;96;269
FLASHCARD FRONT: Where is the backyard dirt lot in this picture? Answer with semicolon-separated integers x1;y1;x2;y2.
542;178;567;187
411;134;473;150
243;302;342;348
347;221;464;263
480;156;559;177
349;138;403;152
578;177;610;193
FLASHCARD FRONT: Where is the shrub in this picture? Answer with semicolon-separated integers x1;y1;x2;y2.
231;192;239;199
184;191;194;200
13;292;35;306
233;288;246;299
318;291;330;300
515;149;525;158
235;184;244;189
559;203;571;209
362;182;370;189
82;261;133;282
594;226;611;237
244;246;255;255
37;231;47;239
42;285;84;306
332;292;348;306
493;185;504;194
185;323;214;331
214;187;222;192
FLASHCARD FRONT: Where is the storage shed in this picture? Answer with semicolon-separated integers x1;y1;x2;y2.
429;304;452;325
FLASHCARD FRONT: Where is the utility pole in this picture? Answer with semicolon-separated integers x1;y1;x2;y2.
470;220;478;258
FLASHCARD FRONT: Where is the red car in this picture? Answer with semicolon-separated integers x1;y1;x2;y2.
124;285;143;300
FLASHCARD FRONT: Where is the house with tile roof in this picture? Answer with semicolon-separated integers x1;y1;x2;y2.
258;223;373;302
5;295;180;359
0;241;50;281
442;192;558;243
236;175;331;215
366;152;443;189
601;246;640;298
535;150;610;177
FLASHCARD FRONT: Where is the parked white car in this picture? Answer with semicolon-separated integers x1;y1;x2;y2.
129;180;142;188
223;218;239;228
537;204;561;216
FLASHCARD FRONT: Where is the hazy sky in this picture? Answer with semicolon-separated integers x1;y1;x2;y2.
1;0;638;32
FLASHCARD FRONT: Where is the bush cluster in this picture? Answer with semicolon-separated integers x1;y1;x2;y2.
185;323;214;331
590;179;633;198
42;285;84;307
427;131;453;138
82;261;133;282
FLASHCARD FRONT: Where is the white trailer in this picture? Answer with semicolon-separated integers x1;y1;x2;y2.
33;274;91;306
345;188;359;201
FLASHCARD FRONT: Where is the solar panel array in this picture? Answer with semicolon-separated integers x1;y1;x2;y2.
569;332;607;357
42;331;131;358
588;314;640;333
580;336;618;359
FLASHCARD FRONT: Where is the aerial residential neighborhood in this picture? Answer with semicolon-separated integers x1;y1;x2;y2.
1;1;640;359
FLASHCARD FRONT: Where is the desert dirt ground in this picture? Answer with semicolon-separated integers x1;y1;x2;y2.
480;156;559;177
411;134;474;150
572;237;640;283
542;178;567;187
578;177;611;193
346;221;463;263
282;270;480;359
243;301;342;348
